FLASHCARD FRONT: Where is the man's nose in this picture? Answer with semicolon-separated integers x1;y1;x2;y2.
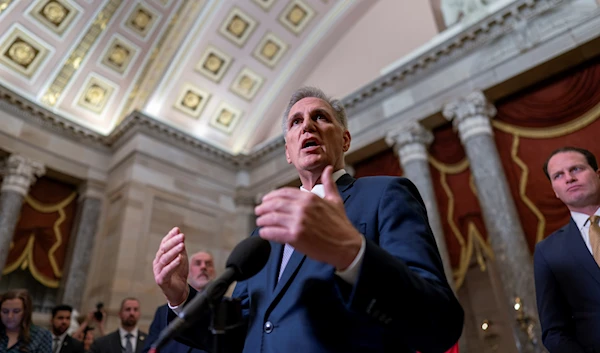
301;116;315;131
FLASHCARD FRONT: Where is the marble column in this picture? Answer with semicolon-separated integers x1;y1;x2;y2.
385;122;455;288
0;155;45;275
443;91;544;353
60;181;103;310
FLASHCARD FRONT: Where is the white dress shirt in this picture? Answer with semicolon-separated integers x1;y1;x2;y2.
299;169;366;285
118;327;139;353
51;332;68;353
571;208;600;256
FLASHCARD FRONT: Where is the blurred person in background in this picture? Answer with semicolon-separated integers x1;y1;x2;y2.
0;289;52;353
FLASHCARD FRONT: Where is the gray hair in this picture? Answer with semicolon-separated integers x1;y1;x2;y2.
281;86;347;134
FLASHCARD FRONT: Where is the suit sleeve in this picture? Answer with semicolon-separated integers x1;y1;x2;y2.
142;307;162;353
534;246;586;352
342;178;464;352
69;336;86;353
169;269;251;352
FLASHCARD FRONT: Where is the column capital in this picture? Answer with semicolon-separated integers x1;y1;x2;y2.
0;155;46;195
442;91;497;142
78;179;105;201
385;121;433;165
234;187;257;208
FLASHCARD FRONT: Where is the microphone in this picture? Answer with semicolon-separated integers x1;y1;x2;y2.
150;236;271;352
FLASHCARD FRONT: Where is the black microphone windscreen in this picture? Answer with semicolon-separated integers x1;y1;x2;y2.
226;236;271;281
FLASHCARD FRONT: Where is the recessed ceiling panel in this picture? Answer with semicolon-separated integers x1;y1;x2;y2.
29;0;79;36
253;31;288;68
218;6;258;47
230;66;264;101
173;83;211;119
100;34;139;75
210;101;243;134
194;44;233;83
279;0;315;35
124;2;160;39
76;74;117;114
0;25;50;79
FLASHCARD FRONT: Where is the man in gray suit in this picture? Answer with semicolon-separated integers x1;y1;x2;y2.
90;298;147;353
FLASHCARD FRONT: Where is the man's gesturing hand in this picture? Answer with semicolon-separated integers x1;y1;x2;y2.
255;165;362;270
153;227;190;306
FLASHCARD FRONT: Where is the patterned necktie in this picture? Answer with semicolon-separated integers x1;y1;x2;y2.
278;243;294;281
588;215;600;266
124;333;134;353
53;337;61;353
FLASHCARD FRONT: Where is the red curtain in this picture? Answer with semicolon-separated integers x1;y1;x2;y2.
350;57;600;288
493;57;600;251
3;177;78;288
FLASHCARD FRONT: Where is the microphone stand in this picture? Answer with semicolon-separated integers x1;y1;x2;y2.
208;296;243;353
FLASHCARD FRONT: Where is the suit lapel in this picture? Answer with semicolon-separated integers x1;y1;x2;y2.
60;336;70;353
566;218;600;286
266;174;356;309
111;331;123;353
267;242;283;291
136;333;146;353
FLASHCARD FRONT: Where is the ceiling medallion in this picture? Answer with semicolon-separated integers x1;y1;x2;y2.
7;40;38;68
76;75;115;114
173;83;211;118
101;35;138;75
30;0;78;36
230;67;264;101
195;45;233;83
218;7;258;47
0;27;49;78
210;101;242;134
279;0;315;35
125;3;157;38
253;32;288;68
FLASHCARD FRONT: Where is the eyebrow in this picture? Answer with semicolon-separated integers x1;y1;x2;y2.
288;108;331;122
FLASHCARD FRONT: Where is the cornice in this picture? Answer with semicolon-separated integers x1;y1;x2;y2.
0;85;107;150
107;111;240;168
341;0;564;111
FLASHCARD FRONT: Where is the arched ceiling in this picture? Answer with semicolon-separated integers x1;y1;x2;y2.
0;0;374;155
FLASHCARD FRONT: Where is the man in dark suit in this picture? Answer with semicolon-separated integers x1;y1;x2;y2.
90;298;147;353
142;251;216;353
50;305;84;353
153;87;464;352
535;146;600;352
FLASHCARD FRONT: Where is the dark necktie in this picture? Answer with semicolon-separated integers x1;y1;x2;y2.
53;337;61;353
124;333;134;353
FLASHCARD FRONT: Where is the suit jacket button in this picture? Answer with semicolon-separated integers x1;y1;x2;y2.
264;321;274;334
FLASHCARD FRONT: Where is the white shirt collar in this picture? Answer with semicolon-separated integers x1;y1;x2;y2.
571;208;600;231
52;331;68;341
300;169;347;198
118;327;138;339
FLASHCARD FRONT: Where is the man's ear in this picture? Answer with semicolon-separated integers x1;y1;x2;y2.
285;143;292;164
342;130;351;152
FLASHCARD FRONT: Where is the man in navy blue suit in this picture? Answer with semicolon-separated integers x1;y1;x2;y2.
143;251;216;353
153;87;464;353
535;146;600;352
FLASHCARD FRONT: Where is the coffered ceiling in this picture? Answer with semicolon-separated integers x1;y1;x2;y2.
0;0;369;154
